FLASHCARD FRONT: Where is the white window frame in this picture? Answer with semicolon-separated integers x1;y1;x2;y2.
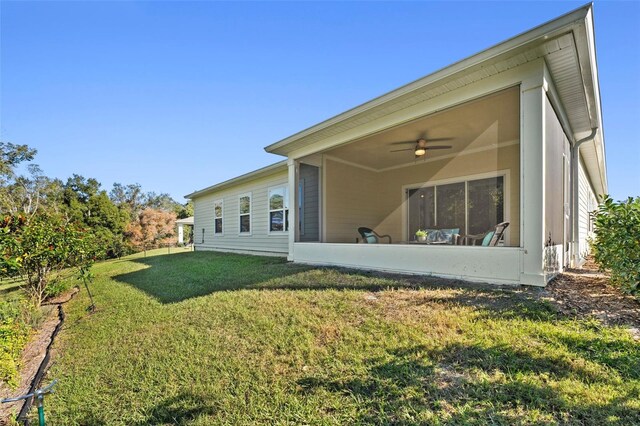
238;192;252;236
268;185;289;235
213;199;223;236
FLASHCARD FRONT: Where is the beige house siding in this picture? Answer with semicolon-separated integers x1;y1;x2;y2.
324;159;380;243
192;170;289;255
543;95;571;264
323;143;520;245
578;157;597;259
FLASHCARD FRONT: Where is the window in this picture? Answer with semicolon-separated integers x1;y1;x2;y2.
239;193;251;234
407;175;505;243
213;200;223;235
436;182;466;233
269;186;289;232
467;177;504;235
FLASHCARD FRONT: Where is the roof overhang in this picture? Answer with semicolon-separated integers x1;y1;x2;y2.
185;160;287;199
264;3;607;194
175;216;194;225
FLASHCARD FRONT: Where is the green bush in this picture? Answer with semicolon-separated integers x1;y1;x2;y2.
1;214;97;306
592;196;640;294
0;300;33;388
44;278;75;299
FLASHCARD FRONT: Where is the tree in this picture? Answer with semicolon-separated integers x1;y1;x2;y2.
86;191;129;258
1;214;97;306
64;174;100;204
0;142;36;176
145;191;181;212
109;182;144;220
0;143;63;218
126;208;177;250
176;200;193;219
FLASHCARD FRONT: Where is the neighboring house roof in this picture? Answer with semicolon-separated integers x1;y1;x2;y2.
185;160;287;199
175;216;194;225
263;3;606;195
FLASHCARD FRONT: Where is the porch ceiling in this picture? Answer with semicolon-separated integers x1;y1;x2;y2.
323;87;520;171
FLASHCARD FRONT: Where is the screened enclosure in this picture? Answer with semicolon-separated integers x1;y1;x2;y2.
299;86;521;248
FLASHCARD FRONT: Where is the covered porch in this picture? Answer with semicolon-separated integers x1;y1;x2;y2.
286;86;526;284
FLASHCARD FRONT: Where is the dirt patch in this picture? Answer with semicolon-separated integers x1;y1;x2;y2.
545;259;640;339
0;288;79;424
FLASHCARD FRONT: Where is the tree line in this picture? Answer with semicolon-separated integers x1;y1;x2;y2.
0;142;192;305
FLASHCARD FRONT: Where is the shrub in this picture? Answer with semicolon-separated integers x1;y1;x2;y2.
591;196;640;294
1;214;98;306
0;300;34;388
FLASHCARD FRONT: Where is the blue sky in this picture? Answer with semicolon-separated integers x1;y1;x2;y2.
1;1;638;202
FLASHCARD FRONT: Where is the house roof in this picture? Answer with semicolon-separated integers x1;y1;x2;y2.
175;216;194;225
185;160;287;199
264;3;607;194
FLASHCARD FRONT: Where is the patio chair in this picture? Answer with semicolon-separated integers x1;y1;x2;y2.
460;222;509;246
358;227;392;244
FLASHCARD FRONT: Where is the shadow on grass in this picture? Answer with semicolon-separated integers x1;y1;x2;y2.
112;251;313;303
298;344;640;425
112;251;548;308
112;252;555;318
73;392;217;425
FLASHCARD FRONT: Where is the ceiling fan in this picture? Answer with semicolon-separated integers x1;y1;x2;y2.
390;136;453;157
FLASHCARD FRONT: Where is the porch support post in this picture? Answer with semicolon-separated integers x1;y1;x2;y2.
178;223;184;244
519;73;546;286
287;158;298;261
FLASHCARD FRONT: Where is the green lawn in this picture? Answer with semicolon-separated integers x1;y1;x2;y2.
44;249;639;425
0;276;24;301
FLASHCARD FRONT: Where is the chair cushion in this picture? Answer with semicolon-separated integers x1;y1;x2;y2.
422;228;460;244
363;232;378;244
424;229;439;243
438;228;460;244
481;231;495;246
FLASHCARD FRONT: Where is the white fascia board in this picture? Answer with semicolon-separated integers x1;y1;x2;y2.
185;160;287;199
584;7;607;193
264;3;592;156
175;216;194;225
564;6;606;194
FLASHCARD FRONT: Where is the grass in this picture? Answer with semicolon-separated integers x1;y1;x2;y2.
0;277;24;302
41;249;639;425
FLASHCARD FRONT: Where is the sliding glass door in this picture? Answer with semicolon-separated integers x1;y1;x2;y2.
407;175;505;243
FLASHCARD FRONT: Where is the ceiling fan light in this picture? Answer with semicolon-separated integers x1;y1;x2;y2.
414;148;426;156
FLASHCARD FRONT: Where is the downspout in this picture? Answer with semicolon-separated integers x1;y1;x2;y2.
570;127;598;267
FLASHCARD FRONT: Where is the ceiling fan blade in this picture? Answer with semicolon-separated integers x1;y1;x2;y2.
391;137;453;146
390;148;415;152
389;141;416;146
425;145;452;150
424;137;453;142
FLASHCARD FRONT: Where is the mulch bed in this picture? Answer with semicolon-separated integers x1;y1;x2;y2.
545;258;640;339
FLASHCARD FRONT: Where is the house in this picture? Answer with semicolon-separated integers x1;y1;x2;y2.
186;4;606;287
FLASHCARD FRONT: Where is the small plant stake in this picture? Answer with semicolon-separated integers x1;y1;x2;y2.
2;379;58;426
79;264;96;312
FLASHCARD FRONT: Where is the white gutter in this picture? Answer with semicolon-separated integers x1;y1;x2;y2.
571;127;598;267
